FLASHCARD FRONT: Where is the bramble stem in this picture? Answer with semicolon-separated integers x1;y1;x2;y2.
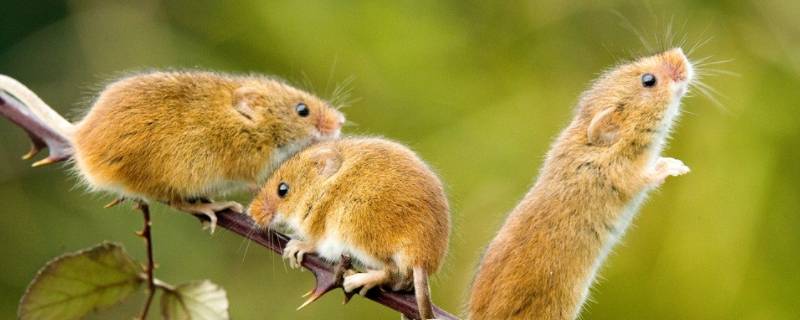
136;202;156;320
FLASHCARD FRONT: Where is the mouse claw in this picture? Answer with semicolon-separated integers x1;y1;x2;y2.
283;239;314;269
646;157;690;187
200;212;218;234
172;200;242;234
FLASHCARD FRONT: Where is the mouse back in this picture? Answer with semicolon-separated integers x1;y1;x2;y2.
250;137;450;272
71;71;345;202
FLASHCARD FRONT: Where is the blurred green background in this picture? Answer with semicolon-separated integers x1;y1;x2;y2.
1;0;798;319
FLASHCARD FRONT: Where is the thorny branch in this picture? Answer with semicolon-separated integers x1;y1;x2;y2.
135;202;156;320
0;91;458;320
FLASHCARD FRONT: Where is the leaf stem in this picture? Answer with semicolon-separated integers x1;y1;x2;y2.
136;202;156;320
153;278;175;292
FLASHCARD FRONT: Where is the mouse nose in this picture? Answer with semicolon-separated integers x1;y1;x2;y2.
663;47;693;83
668;47;684;57
316;110;345;138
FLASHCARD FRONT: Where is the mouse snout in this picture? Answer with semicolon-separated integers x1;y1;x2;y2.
316;109;345;139
662;48;693;84
248;195;277;227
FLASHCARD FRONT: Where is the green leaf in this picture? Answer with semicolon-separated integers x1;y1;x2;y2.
18;242;143;320
161;280;229;320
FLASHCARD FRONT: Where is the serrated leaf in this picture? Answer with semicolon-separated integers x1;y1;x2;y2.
18;242;143;320
161;280;230;320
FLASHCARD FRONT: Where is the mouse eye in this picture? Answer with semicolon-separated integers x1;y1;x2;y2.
277;182;289;198
641;73;657;88
295;103;310;117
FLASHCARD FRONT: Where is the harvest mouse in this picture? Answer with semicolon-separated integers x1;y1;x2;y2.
248;137;450;320
0;71;345;231
469;48;695;319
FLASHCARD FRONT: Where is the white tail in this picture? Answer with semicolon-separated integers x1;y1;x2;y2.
413;266;434;320
0;75;74;137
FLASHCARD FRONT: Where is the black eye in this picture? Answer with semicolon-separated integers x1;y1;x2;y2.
641;73;657;87
277;182;289;198
295;103;310;117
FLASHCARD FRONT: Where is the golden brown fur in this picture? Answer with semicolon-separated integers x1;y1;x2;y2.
68;71;344;203
468;48;694;319
249;137;450;319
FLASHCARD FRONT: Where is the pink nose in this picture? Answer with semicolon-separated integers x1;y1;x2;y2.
662;48;691;82
317;112;345;137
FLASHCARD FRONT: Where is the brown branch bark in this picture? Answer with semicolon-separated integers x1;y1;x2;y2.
135;202;156;319
0;91;459;320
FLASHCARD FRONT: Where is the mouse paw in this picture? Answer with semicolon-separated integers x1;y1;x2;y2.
172;200;243;234
212;201;244;213
283;239;314;269
343;269;389;296
646;157;690;186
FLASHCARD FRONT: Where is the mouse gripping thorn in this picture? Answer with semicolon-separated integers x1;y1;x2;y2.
297;255;352;310
336;256;358;304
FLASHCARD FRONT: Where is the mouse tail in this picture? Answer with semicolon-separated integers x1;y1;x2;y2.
413;266;434;320
0;75;75;138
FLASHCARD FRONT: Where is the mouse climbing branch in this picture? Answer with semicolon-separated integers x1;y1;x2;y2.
0;92;458;320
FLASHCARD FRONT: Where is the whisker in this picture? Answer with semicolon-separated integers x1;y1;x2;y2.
240;224;258;264
694;59;735;67
325;54;340;99
688;35;713;56
299;71;316;95
697;69;740;77
664;15;675;50
694;79;725;97
612;10;653;53
690;80;728;112
330;75;357;108
677;33;689;50
692;56;714;65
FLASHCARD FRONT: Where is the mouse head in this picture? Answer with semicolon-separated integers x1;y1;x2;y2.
579;48;694;149
233;79;345;145
248;144;342;230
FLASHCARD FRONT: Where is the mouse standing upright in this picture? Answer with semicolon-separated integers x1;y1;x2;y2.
469;48;695;319
0;71;345;230
248;137;450;320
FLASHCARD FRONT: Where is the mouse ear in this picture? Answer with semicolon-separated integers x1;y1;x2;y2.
233;86;261;121
309;147;342;178
587;107;620;146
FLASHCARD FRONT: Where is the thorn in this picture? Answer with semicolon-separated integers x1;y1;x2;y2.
301;290;313;298
135;230;145;238
104;198;125;208
297;292;323;310
342;291;356;304
31;157;56;167
21;146;40;160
